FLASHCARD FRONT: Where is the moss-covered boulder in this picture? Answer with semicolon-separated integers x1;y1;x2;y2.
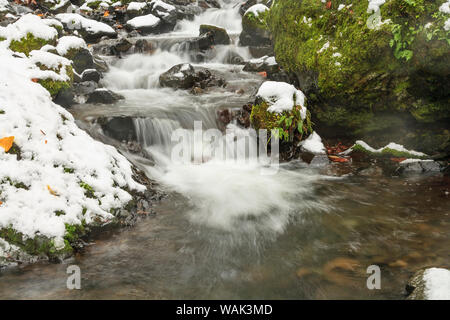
240;4;272;46
267;0;450;155
29;50;74;97
250;81;313;160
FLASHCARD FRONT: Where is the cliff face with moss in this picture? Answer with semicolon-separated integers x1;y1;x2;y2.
267;0;450;154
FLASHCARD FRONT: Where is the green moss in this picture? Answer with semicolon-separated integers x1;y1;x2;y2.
0;110;4;114
0;227;71;259
79;181;96;198
37;65;74;97
352;142;428;159
250;101;313;142
9;33;56;56
87;1;102;9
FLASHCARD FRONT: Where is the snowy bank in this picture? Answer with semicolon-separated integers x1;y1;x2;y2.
407;268;450;300
0;45;145;264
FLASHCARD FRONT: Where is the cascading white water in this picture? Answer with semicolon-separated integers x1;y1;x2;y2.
101;0;330;236
174;0;244;36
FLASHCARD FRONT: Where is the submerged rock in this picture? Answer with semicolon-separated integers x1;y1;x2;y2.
81;69;101;83
99;116;137;142
87;88;125;104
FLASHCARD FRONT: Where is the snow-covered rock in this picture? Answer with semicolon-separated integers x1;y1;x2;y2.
407;268;450;300
0;45;145;262
125;14;162;34
55;13;117;43
256;81;307;118
299;131;326;154
56;36;87;57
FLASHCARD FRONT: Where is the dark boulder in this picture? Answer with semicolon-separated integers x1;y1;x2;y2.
99;117;137;142
159;63;226;91
199;24;230;45
81;69;101;83
72;48;94;74
87;89;124;104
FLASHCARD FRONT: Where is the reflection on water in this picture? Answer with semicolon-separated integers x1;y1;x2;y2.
0;172;448;299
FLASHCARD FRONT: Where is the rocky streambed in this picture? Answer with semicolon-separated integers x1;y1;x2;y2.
0;0;449;299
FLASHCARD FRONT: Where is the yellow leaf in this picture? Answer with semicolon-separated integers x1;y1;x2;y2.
0;136;14;152
47;185;58;196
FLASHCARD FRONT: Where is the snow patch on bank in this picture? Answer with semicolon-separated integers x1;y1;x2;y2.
342;140;427;157
423;268;450;300
0;46;144;247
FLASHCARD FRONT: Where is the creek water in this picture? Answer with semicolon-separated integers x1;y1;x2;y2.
0;0;449;299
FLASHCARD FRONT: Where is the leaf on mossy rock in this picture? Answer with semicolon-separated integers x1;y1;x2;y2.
0;136;14;152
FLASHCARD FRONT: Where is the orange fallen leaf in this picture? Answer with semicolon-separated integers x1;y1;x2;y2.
326;1;332;9
31;78;38;83
47;185;58;196
45;140;48;144
328;155;349;163
37;13;44;17
0;201;3;206
0;136;14;152
258;71;267;77
116;24;123;29
103;10;110;17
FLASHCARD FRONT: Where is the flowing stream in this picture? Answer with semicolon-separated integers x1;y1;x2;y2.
0;0;449;299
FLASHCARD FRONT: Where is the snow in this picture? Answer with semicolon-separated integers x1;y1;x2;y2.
28;49;72;81
150;0;175;12
0;14;58;43
367;0;385;14
318;41;330;53
300;131;326;154
56;36;87;56
343;140;428;157
248;55;277;66
0;46;145;248
445;19;450;31
244;4;269;17
126;14;161;28
55;13;115;35
127;1;147;11
338;4;345;11
423;268;450;300
256;81;307;118
440;1;450;14
400;159;434;164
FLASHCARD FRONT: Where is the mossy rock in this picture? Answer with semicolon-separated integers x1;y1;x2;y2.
9;33;57;56
37;65;74;98
267;0;450;153
240;5;272;46
250;100;313;143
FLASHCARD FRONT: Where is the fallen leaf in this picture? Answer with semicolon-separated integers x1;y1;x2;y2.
258;71;267;77
328;155;349;163
31;78;38;83
45;140;48;144
326;1;332;9
103;11;110;17
117;24;123;29
47;185;58;196
0;201;3;206
0;136;14;152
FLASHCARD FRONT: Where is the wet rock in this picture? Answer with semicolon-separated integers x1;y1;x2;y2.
54;86;74;108
248;45;274;58
159;63;196;89
125;13;163;35
134;39;154;53
199;24;230;45
99;116;137;142
73;81;98;96
72;48;94;74
239;4;271;47
81;69;101;83
222;50;245;65
148;0;179;32
243;55;279;74
159;63;226;91
182;32;214;52
87;88;124;104
93;54;109;73
397;160;442;174
112;38;133;54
